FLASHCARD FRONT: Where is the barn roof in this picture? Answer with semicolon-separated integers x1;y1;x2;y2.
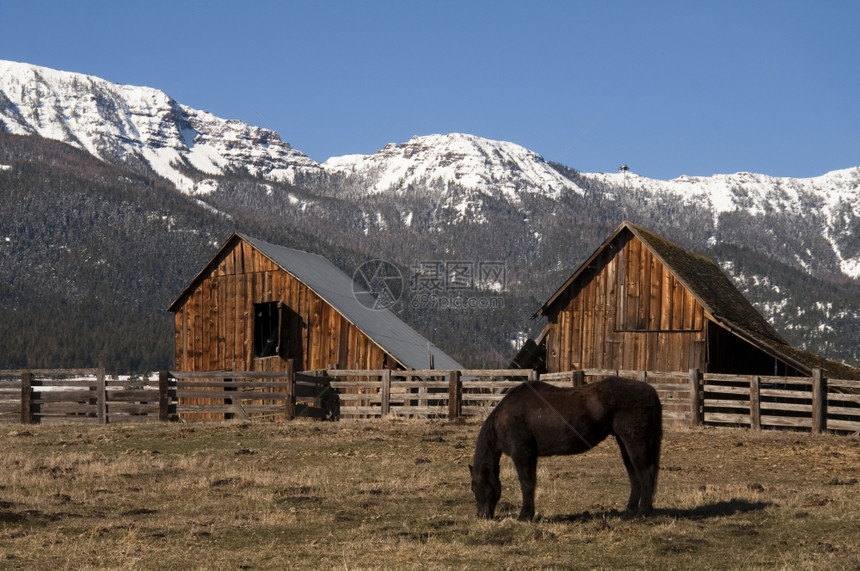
537;221;860;380
168;234;464;371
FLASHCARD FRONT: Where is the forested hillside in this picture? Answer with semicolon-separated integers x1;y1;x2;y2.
0;133;223;370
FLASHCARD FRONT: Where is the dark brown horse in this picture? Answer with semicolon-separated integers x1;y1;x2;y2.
470;377;662;521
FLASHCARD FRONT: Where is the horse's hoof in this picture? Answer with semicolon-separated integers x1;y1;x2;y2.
517;511;535;522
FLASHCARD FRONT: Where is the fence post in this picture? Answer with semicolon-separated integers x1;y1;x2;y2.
96;368;107;424
159;371;171;422
811;368;826;435
380;369;391;416
749;376;761;431
572;370;585;387
21;370;33;424
285;360;296;420
223;373;235;421
689;368;703;428
448;370;462;420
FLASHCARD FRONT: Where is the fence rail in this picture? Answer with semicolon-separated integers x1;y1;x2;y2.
1;367;858;434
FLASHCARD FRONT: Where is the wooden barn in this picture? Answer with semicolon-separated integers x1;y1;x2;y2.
527;221;859;379
167;233;463;373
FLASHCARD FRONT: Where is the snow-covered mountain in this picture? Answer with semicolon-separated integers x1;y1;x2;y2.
580;168;860;278
0;60;322;193
325;138;860;278
324;133;584;201
2;59;860;280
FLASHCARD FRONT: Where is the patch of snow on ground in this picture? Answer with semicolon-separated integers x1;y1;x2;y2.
139;146;192;191
185;141;228;175
839;256;860;280
191;179;219;195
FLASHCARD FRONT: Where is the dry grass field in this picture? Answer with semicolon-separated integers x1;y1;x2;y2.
0;418;858;570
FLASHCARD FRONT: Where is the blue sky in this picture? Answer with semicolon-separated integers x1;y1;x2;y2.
1;1;857;180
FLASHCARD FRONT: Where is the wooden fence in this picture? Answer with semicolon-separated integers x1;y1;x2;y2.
0;367;335;424
168;367;337;421
1;367;858;434
318;369;702;427
0;368;162;425
320;368;536;419
702;370;860;433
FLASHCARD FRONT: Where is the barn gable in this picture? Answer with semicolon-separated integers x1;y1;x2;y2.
167;233;463;372
533;221;860;380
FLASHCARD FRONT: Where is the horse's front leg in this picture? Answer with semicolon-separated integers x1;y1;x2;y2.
512;452;538;521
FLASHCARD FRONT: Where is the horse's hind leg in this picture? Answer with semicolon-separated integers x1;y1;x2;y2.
616;434;658;516
511;451;538;521
615;436;643;515
639;463;657;515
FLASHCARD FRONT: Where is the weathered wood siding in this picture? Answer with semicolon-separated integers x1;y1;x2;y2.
173;240;388;372
544;234;707;373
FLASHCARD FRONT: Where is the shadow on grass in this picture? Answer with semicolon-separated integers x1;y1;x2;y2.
542;498;773;524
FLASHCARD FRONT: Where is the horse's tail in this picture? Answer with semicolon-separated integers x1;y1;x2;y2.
648;390;663;471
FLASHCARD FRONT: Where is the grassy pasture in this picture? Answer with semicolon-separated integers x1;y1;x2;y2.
0;419;858;570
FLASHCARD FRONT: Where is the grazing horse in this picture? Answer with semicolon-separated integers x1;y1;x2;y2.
469;377;662;521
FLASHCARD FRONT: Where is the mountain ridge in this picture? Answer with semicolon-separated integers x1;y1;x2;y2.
0;60;323;192
3;61;858;228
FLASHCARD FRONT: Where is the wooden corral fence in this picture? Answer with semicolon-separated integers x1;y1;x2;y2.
701;370;860;433
1;367;858;434
168;367;337;421
318;368;538;419
0;366;335;424
304;367;860;435
315;369;697;424
0;368;160;425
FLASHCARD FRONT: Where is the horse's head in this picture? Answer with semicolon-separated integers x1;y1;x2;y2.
469;463;501;519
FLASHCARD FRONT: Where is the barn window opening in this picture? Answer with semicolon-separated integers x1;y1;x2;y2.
254;301;282;358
